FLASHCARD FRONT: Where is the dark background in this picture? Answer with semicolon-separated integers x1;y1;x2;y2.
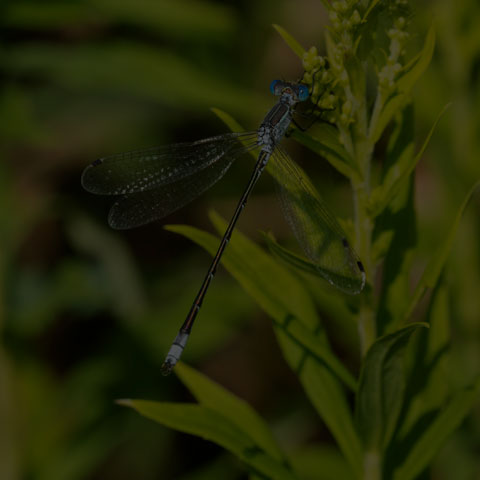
1;0;479;479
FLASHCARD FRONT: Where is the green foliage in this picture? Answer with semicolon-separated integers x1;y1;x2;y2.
3;0;480;479
392;377;480;480
355;323;428;452
119;397;297;480
166;213;362;473
402;180;480;322
122;1;480;479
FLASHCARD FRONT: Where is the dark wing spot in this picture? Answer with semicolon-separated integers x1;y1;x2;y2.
357;261;365;272
91;159;103;167
342;238;349;248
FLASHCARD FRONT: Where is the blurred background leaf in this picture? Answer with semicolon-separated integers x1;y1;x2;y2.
2;0;480;479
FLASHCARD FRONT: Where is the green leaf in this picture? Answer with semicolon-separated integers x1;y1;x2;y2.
368;103;449;219
396;26;436;94
396;282;451;440
5;0;237;38
370;25;435;145
165;224;355;390
296;357;362;475
362;0;382;22
373;105;417;334
211;108;246;136
167;215;362;475
277;312;357;392
208;215;356;390
7;43;267;118
375;177;417;335
393;377;480;480
272;24;305;58
403;180;480;322
290;125;361;182
420;283;450;403
174;363;284;461
355;323;428;452
263;233;365;297
165;220;318;330
119;400;298;480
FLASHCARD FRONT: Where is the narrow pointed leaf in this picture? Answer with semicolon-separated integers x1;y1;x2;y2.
272;24;305;58
393;377;480;480
175;362;284;461
375;178;417;335
211;108;246;137
208;213;355;389
274;337;361;477
9;43;265;117
369;103;449;219
165;220;318;329
396;282;451;439
403;181;480;321
396;26;436;93
356;323;428;452
290;126;361;182
374;105;417;334
120;400;298;480
362;0;382;22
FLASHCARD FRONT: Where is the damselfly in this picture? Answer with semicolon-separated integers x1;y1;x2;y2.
81;79;365;374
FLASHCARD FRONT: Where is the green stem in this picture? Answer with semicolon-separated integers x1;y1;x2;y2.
363;450;382;480
357;302;376;358
368;90;384;142
352;175;375;357
352;111;376;357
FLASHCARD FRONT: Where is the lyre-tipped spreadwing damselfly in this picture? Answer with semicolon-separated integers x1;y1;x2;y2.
81;79;365;374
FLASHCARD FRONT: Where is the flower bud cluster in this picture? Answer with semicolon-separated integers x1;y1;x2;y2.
325;1;365;126
302;46;335;109
329;0;362;52
378;15;409;92
300;1;410;128
330;6;362;33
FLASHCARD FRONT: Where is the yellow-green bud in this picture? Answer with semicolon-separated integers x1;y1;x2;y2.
351;9;361;25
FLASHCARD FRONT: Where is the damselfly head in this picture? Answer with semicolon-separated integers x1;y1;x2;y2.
270;80;309;102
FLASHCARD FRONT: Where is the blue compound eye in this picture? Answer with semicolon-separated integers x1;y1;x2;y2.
270;79;281;95
297;84;309;101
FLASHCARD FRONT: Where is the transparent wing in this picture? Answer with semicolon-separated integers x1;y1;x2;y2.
271;147;365;294
108;142;260;229
81;132;258;195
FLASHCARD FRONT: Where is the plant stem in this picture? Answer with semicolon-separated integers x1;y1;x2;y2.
364;450;382;480
352;171;376;356
352;111;376;357
368;90;384;142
